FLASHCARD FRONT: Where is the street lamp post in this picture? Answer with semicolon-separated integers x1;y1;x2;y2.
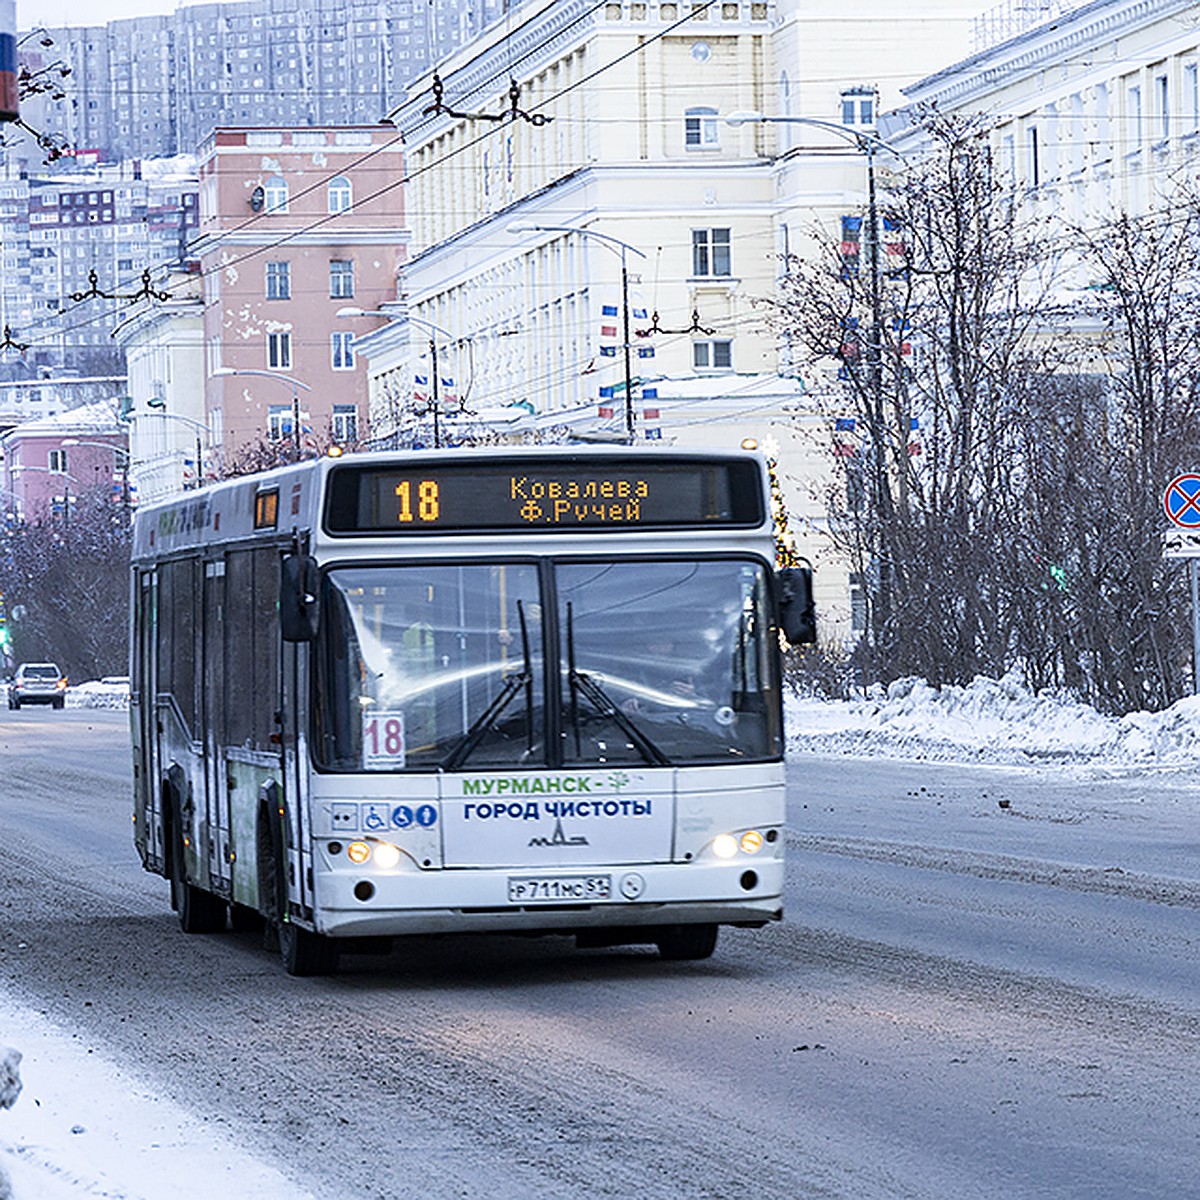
507;222;647;440
725;111;893;415
338;307;458;448
143;399;213;490
727;109;900;636
212;367;313;461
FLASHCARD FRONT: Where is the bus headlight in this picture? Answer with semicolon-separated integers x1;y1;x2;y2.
372;842;401;869
712;834;739;859
347;841;371;864
740;830;764;854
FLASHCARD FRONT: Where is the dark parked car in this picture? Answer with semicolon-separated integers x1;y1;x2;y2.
8;663;68;710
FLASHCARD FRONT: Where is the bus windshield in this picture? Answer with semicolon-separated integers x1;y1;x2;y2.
558;560;778;766
312;558;778;772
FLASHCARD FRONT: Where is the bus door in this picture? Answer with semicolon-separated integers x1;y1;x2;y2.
203;557;232;894
133;569;164;871
281;637;313;916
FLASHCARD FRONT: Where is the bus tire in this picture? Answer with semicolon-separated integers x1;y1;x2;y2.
167;788;226;934
655;923;718;961
278;920;339;977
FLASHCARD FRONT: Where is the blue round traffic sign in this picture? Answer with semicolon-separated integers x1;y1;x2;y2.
1164;475;1200;528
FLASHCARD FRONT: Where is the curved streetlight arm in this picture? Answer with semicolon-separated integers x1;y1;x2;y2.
211;367;313;393
60;437;127;453
142;408;212;436
10;465;79;482
506;221;647;261
724;111;901;160
507;221;645;440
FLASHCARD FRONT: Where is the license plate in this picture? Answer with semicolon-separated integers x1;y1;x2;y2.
508;875;612;903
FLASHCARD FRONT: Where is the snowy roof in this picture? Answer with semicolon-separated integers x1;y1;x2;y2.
1;399;126;440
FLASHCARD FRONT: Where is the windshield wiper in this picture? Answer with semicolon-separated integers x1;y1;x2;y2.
442;602;534;771
565;602;672;768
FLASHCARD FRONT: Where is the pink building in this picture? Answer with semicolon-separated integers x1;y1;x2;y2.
195;127;409;464
0;401;129;523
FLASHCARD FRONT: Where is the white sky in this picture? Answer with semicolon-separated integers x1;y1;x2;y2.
17;0;177;29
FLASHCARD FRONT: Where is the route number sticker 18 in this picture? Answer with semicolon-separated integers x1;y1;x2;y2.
362;710;406;769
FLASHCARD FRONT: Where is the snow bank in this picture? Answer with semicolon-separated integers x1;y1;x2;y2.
64;681;129;711
787;673;1200;765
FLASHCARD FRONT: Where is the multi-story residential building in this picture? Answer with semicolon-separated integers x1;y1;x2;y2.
192;125;408;467
0;162;197;376
372;0;989;638
13;0;506;169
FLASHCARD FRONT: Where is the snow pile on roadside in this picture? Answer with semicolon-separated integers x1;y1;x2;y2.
787;673;1200;765
65;680;129;711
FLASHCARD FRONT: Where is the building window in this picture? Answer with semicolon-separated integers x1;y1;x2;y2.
1185;63;1200;134
1027;125;1039;187
1127;84;1143;150
267;404;293;441
327;175;353;213
692;227;731;276
692;339;732;370
263;175;288;213
267;331;292;370
48;448;68;473
332;404;357;442
1156;73;1170;142
840;86;876;127
266;260;290;299
329;259;354;298
684;106;719;149
331;331;355;370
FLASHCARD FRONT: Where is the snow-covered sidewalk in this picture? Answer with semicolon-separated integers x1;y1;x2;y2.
0;996;308;1200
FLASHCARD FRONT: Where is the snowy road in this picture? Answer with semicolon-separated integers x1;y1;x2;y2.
0;711;1197;1199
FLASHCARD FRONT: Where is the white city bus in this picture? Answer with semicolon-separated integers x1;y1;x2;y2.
130;446;814;974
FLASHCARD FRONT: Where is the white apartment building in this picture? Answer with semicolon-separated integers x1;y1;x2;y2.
895;0;1200;230
372;0;989;639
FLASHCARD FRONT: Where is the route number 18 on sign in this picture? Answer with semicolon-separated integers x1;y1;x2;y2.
363;711;407;768
394;480;440;523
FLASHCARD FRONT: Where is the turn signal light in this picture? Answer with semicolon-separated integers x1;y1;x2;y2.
346;841;371;864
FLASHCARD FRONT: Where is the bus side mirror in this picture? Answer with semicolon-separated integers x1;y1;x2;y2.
281;553;321;642
777;565;816;645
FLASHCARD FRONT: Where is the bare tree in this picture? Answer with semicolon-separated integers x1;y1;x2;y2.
772;111;1200;713
774;111;1061;687
1;496;132;681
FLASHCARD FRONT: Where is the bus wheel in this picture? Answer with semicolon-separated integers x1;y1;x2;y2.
168;799;226;934
655;923;719;961
278;920;339;977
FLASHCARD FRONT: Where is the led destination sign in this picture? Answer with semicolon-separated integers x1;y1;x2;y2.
324;457;764;534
